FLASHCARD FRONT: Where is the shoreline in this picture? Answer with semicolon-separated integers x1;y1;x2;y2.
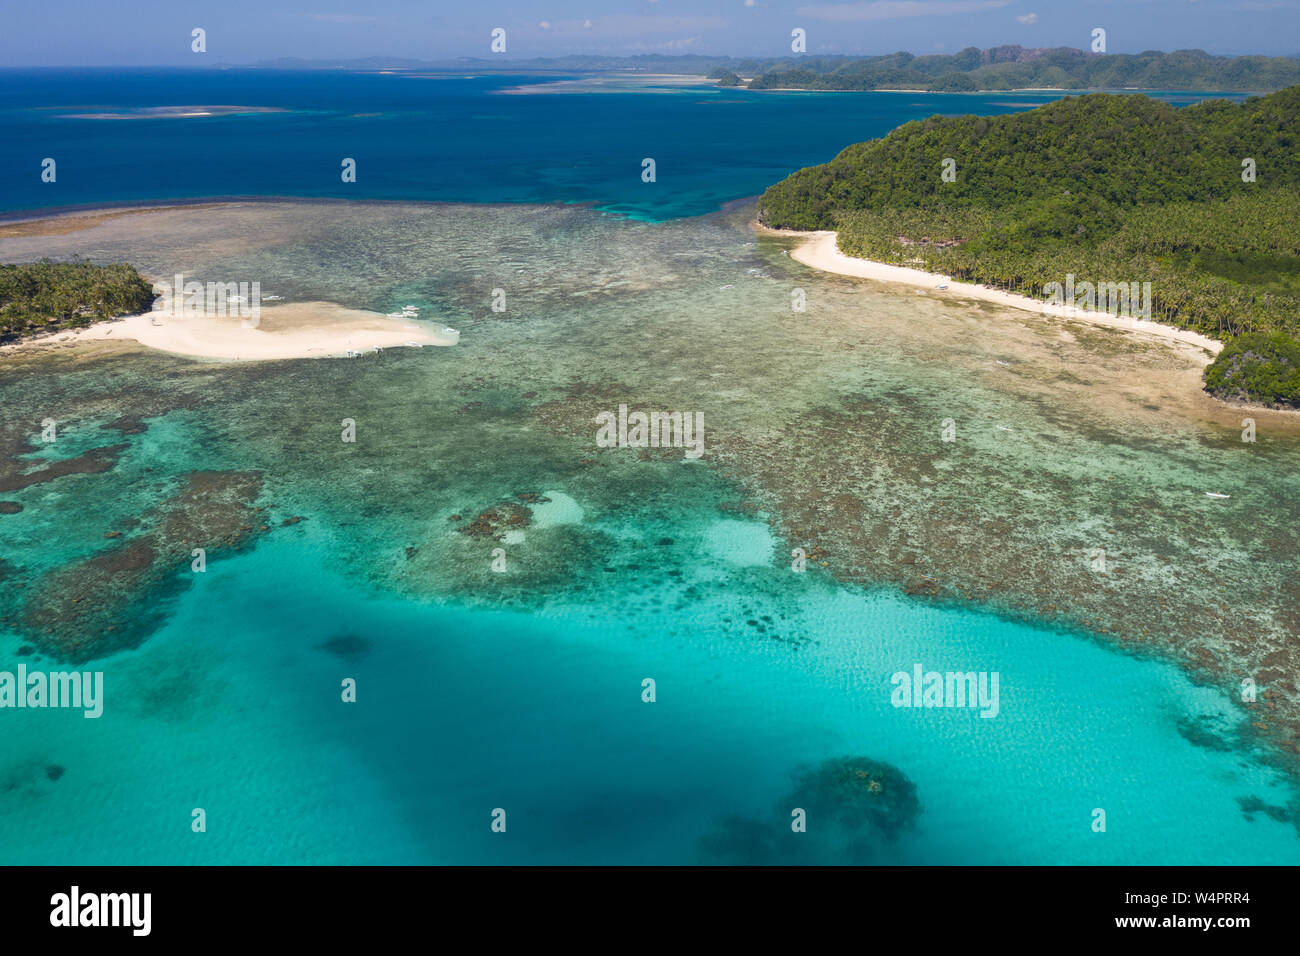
0;301;453;362
735;86;1263;95
0;201;1252;370
759;226;1224;360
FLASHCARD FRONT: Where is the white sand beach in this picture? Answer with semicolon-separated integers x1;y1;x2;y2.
1;301;454;362
766;228;1223;361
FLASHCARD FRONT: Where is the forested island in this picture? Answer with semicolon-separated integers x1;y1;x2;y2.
250;48;1300;95
758;86;1300;407
727;47;1300;93
0;260;155;344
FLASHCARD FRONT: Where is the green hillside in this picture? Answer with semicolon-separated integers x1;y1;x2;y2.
757;88;1300;407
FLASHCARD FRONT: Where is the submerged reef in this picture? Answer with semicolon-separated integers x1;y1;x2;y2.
19;470;268;662
2;199;1299;777
532;368;1300;772
1236;794;1300;836
456;498;540;540
700;755;922;865
0;440;128;494
786;755;922;839
316;633;372;662
0;757;66;801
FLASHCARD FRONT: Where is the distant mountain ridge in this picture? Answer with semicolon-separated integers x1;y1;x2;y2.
739;47;1300;92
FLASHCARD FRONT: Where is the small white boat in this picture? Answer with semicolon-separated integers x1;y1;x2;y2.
1205;492;1231;499
996;360;1011;366
263;294;283;301
936;284;949;290
996;425;1013;431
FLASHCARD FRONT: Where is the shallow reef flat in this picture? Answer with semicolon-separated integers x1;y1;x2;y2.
1;199;1298;781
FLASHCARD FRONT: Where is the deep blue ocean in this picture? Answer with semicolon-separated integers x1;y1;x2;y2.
0;69;1242;219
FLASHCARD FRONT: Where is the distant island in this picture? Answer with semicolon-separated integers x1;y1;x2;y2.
758;86;1300;408
724;47;1300;93
241;47;1300;94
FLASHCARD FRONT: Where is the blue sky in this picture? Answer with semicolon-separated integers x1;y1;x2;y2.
1;0;1297;66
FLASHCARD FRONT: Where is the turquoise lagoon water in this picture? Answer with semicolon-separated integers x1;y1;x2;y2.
0;77;1295;865
3;524;1296;865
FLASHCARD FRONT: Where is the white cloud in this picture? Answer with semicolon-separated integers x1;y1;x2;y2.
1016;11;1038;23
797;0;1011;21
539;21;552;30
